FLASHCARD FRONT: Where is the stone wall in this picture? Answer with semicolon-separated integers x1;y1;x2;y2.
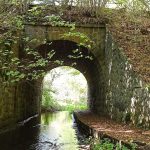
0;80;42;129
105;31;150;128
0;84;16;128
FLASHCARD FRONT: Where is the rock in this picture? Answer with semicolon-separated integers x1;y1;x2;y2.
138;144;150;150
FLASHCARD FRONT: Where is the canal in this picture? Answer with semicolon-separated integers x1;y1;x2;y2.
0;111;89;150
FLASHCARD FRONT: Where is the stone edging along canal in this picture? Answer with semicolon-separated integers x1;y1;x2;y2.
73;111;150;150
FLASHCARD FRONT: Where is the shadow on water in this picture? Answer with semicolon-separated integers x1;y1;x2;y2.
0;111;89;150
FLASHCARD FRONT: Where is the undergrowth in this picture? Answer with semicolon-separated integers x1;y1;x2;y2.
91;138;137;150
42;88;87;112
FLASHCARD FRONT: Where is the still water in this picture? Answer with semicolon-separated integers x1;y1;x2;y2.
0;111;89;150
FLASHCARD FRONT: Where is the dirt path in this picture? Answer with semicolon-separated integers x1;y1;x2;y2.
74;111;150;149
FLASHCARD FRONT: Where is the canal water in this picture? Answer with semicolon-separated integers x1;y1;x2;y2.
0;111;89;150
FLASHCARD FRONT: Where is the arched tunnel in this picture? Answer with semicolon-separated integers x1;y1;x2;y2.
1;26;149;129
18;40;106;121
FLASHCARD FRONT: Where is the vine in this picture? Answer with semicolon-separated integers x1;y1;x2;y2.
0;4;95;85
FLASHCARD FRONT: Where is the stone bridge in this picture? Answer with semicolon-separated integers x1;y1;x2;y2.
0;23;150;130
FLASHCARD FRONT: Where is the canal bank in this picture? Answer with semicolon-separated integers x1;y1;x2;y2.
73;111;150;150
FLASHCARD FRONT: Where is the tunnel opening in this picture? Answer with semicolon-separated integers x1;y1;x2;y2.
33;40;101;113
42;66;88;112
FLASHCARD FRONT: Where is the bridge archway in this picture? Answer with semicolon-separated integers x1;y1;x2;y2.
1;23;149;129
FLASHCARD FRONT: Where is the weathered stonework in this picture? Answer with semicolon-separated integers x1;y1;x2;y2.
105;31;150;128
0;81;42;130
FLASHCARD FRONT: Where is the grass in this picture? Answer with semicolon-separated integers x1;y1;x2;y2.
60;103;87;112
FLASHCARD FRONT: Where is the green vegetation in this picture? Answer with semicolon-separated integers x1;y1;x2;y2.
42;66;87;112
42;88;87;112
0;1;94;85
91;138;137;150
42;89;87;112
42;88;61;111
0;0;149;84
59;101;87;112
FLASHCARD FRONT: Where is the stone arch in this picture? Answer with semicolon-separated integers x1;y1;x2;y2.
17;39;106;121
37;40;101;106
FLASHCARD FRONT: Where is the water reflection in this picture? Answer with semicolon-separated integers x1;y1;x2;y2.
0;111;87;150
39;111;79;150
